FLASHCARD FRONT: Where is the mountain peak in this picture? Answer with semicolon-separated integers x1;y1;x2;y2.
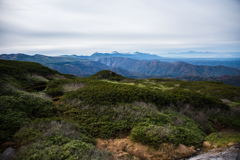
90;51;161;60
111;51;120;54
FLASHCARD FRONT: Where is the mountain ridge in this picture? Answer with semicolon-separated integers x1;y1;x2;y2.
96;57;240;77
1;53;240;86
61;51;162;60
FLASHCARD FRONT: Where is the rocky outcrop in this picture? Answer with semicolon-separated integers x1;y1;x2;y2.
189;144;240;160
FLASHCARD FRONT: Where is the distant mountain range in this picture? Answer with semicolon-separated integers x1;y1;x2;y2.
61;51;240;69
96;57;240;77
1;52;240;86
61;51;162;61
0;53;142;77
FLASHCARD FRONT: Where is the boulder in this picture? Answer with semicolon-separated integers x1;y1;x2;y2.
0;147;16;160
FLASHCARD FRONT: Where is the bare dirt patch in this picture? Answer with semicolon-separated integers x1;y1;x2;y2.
96;137;196;160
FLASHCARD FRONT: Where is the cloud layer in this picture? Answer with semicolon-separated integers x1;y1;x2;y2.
0;0;240;56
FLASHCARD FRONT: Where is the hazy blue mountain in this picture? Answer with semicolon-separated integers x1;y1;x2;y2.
96;57;240;77
0;53;82;65
0;53;143;77
185;60;240;69
61;51;240;69
167;51;240;58
1;53;240;85
61;51;162;60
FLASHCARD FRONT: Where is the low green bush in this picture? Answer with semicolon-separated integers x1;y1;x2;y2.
14;119;113;160
0;109;30;144
45;78;87;97
0;60;60;89
166;89;229;110
58;100;206;147
14;118;95;145
130;111;206;148
0;93;54;143
46;88;64;97
176;81;240;103
58;101;170;138
210;114;240;130
62;82;170;107
90;70;127;81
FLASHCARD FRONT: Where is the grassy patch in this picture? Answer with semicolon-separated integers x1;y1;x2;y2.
138;83;145;87
101;79;135;86
229;102;240;107
205;132;240;147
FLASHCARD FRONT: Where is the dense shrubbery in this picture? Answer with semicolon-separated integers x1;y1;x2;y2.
46;78;88;97
14;118;113;160
0;60;55;89
173;80;240;103
0;60;58;75
210;114;240;130
57;101;206;147
1;66;240;159
0;92;54;143
51;73;240;149
147;78;240;103
165;89;229;110
130;111;206;148
0;60;75;145
54;77;229;111
62;82;170;106
0;59;74;90
57;101;167;138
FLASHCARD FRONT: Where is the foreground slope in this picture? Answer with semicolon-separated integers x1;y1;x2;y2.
1;67;240;159
0;60;75;143
0;61;114;159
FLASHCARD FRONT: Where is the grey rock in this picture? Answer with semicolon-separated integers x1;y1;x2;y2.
188;145;240;160
236;152;240;160
0;147;16;160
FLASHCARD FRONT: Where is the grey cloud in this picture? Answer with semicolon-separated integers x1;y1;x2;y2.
0;0;239;56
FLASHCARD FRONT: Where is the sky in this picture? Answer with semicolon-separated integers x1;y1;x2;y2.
0;0;240;57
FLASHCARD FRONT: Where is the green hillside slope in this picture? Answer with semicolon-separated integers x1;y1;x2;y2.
1;65;239;159
0;60;74;144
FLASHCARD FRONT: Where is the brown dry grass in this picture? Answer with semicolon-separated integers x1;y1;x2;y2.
96;137;196;160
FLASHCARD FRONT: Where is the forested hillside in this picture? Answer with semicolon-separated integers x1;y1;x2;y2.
0;61;240;159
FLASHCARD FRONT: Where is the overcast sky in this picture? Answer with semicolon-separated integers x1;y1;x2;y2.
0;0;240;57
